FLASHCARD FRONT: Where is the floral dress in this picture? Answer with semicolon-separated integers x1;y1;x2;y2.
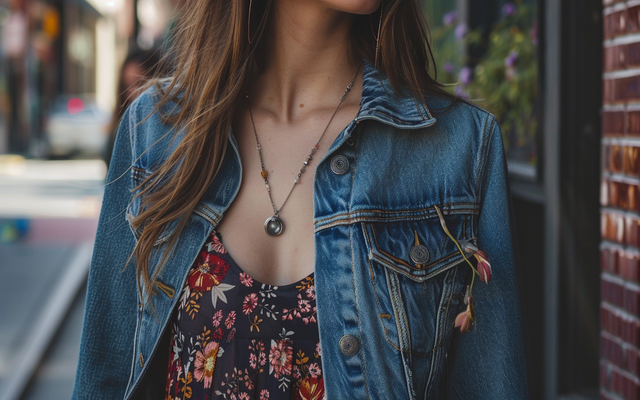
164;230;325;400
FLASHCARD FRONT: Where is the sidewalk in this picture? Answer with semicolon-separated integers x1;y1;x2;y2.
0;156;105;400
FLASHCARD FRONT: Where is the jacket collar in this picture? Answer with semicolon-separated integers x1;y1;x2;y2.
355;60;437;129
195;61;438;227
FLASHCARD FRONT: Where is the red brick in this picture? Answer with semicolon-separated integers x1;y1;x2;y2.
628;348;640;375
611;145;625;173
603;279;626;308
629;6;640;33
605;10;629;39
625;286;640;315
610;181;631;210
604;362;612;390
605;45;627;71
603;212;626;243
610;367;640;399
627;217;640;249
603;334;626;368
628;43;640;69
629;185;640;212
603;247;622;274
629;112;640;136
603;111;625;136
621;251;640;282
613;76;640;103
625;147;640;177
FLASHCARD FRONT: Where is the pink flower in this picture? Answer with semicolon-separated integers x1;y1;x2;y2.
306;285;316;300
298;299;311;313
212;310;223;327
243;293;258;315
225;311;236;329
269;339;293;378
462;242;492;283
238;393;249;400
240;273;254;287
194;341;219;388
308;363;321;378
455;303;475;334
473;250;492;283
260;389;270;400
208;231;227;254
249;353;257;369
315;342;322;357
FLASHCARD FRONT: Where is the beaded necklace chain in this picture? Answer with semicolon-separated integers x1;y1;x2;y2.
247;69;358;237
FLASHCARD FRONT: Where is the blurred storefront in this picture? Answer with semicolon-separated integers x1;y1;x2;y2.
0;0;175;158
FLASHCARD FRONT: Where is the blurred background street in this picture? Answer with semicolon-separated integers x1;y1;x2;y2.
0;0;609;399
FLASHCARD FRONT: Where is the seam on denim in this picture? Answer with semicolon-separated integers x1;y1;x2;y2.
362;225;441;357
424;267;455;397
387;268;416;398
124;305;143;398
475;115;497;206
316;213;478;233
356;113;436;130
315;203;480;225
350;226;371;399
124;222;211;399
347;144;371;400
314;206;481;232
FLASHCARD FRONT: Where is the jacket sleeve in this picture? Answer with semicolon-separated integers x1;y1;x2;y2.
445;116;530;398
72;103;139;399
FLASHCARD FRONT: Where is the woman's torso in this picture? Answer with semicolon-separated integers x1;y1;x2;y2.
79;62;527;400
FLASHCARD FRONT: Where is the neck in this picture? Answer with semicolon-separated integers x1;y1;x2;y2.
250;0;360;122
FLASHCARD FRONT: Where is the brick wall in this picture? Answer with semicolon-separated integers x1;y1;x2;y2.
602;1;640;399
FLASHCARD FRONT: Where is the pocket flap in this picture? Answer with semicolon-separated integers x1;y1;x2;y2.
362;213;473;282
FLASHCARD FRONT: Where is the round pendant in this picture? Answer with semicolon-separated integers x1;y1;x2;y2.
264;216;284;237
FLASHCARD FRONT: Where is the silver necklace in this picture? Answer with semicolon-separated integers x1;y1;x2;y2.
247;69;358;237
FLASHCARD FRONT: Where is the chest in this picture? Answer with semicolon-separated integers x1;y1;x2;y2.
215;108;358;286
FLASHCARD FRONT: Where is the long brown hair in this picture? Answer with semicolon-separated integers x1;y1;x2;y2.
130;0;455;304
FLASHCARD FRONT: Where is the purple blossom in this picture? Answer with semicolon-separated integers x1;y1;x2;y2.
505;51;518;67
444;62;455;73
455;86;469;100
455;23;468;40
502;3;516;17
443;11;457;26
458;67;472;86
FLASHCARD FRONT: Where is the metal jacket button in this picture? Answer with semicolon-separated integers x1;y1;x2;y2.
330;155;350;175
339;334;360;356
410;244;430;265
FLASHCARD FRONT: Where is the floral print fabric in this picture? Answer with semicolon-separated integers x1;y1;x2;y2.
165;230;324;400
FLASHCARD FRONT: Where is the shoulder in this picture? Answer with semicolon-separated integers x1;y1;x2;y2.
125;79;185;167
425;95;497;137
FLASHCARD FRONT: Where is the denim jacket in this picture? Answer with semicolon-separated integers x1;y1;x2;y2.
73;62;529;399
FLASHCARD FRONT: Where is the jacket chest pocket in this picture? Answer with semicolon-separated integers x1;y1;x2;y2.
361;212;473;355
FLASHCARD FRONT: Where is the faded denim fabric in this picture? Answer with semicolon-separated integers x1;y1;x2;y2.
73;61;529;399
